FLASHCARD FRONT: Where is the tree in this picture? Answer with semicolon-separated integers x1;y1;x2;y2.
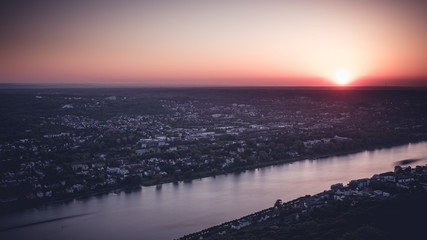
259;151;269;162
292;140;305;153
248;156;256;165
274;199;282;208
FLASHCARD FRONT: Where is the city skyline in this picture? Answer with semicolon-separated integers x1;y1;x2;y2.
1;0;427;86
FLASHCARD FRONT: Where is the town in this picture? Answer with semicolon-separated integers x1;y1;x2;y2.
1;88;427;207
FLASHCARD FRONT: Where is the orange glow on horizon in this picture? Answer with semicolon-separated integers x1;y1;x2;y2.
0;0;426;86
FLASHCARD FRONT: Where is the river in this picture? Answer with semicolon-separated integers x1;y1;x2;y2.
1;142;427;240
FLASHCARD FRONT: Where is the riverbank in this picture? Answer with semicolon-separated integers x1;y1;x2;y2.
1;140;425;214
2;141;427;240
141;139;426;186
178;165;427;240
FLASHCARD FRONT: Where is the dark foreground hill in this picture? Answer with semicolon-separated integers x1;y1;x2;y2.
214;191;427;240
180;165;427;240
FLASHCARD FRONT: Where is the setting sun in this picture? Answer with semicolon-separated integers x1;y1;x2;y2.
334;69;351;86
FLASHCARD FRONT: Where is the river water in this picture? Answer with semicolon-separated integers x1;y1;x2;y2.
1;142;427;240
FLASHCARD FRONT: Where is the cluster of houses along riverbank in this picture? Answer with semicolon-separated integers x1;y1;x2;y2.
179;165;427;240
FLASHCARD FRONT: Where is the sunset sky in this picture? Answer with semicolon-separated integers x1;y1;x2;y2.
1;0;427;86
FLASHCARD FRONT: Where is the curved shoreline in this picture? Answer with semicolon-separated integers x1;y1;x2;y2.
1;140;425;215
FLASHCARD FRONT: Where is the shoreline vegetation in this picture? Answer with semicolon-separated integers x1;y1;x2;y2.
1;140;425;214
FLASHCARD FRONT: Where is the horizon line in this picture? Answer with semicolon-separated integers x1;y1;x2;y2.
1;83;427;89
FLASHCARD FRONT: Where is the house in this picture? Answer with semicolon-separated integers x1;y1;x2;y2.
136;149;152;155
349;178;370;189
105;96;117;100
330;183;344;190
377;171;395;182
62;104;74;109
92;163;106;168
397;175;414;183
231;220;250;230
72;164;89;171
373;190;390;197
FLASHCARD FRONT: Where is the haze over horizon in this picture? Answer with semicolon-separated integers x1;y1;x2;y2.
1;0;427;87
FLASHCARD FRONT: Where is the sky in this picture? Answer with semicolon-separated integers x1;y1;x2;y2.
1;0;427;86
